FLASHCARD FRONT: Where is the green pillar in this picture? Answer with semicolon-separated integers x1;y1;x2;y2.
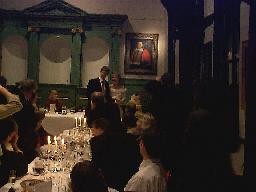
110;27;121;73
27;28;40;82
71;30;82;86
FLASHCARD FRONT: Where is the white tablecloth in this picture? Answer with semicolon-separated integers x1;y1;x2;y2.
0;157;118;192
42;112;85;136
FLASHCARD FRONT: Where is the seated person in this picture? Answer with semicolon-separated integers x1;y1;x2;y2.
124;133;167;192
13;79;38;164
0;118;27;187
70;160;113;192
30;92;40;112
44;90;63;112
128;112;158;136
86;92;108;127
87;92;122;133
122;103;137;130
90;118;140;191
128;93;142;112
34;109;51;148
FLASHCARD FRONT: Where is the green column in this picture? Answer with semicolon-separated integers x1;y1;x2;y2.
27;29;40;82
71;31;82;86
110;27;121;73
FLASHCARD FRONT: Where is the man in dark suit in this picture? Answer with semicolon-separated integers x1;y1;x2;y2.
90;118;140;191
13;79;38;164
86;66;111;105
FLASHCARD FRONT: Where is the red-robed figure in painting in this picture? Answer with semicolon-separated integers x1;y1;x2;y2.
130;41;152;68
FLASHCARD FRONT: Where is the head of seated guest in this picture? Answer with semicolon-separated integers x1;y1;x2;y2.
0;75;7;88
124;132;167;192
87;92;107;127
91;91;105;110
70;160;108;192
34;109;50;148
138;132;162;160
91;118;110;137
123;103;137;130
17;79;37;103
0;118;21;153
128;112;157;136
29;92;40;111
45;89;62;112
0;118;27;187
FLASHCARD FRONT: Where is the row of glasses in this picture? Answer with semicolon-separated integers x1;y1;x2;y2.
37;126;93;191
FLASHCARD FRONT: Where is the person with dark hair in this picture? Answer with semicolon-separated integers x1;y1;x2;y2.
90;118;115;189
13;79;38;164
86;92;107;128
91;118;111;137
90;118;140;191
122;102;137;130
70;160;109;192
86;66;111;106
0;76;7;88
34;109;51;148
0;118;27;187
124;133;167;192
86;91;122;133
44;90;63;112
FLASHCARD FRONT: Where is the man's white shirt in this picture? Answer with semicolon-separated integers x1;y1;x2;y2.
124;159;167;192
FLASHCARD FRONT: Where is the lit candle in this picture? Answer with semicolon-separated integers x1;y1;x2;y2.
75;117;78;127
79;117;82;127
61;138;65;153
47;136;51;152
83;117;86;127
54;136;58;153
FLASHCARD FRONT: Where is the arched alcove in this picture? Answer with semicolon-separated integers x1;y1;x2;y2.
1;35;28;85
39;36;71;84
81;36;109;87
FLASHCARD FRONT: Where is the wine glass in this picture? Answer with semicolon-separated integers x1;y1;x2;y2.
8;170;16;185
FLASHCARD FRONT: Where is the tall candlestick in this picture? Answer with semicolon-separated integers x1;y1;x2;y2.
79;117;82;127
75;117;78;127
83;117;86;127
47;136;51;152
54;136;58;153
61;138;65;154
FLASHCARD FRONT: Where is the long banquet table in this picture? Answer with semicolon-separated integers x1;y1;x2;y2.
0;127;93;192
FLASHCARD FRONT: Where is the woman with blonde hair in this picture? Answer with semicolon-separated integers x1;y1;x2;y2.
127;112;158;135
110;73;127;105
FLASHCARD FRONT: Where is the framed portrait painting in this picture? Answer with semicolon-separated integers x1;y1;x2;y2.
124;33;158;75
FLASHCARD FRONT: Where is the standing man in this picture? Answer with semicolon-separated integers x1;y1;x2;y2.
86;66;111;105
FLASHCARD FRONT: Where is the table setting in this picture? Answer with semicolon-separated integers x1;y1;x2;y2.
0;126;92;192
42;110;86;136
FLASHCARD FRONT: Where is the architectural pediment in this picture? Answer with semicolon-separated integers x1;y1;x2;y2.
23;0;88;17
